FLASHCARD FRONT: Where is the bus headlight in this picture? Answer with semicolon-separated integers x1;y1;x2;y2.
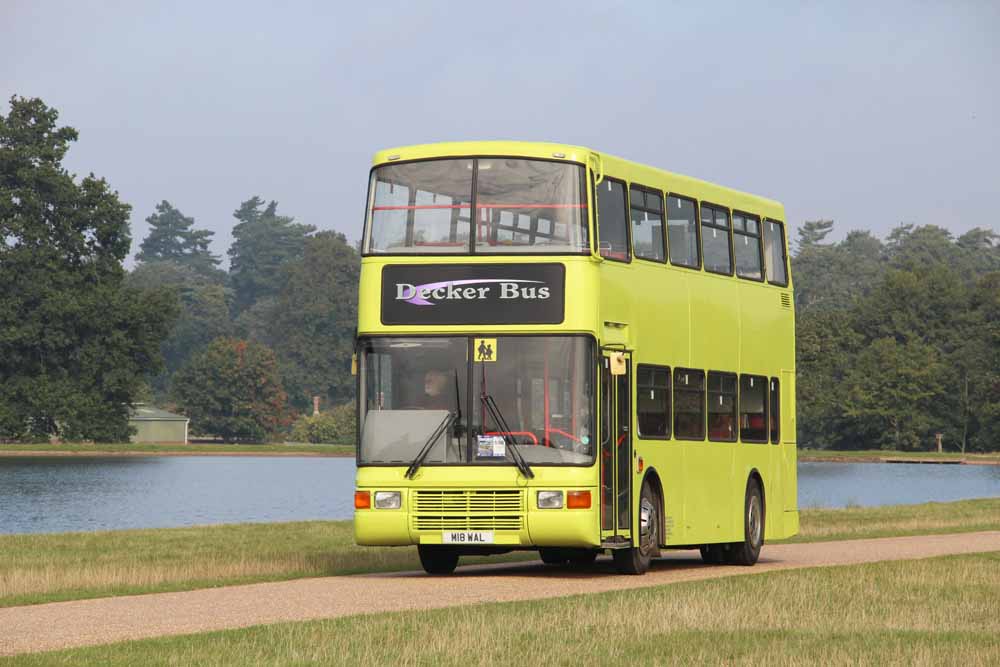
374;491;401;509
537;490;564;509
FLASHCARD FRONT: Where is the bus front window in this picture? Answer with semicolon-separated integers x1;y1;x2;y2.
365;158;588;255
359;336;595;466
472;337;594;465
359;337;468;465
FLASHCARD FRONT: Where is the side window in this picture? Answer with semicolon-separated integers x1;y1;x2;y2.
764;219;788;286
700;203;733;275
673;368;705;440
637;364;671;438
630;186;665;263
597;179;630;262
707;371;737;442
666;194;699;268
733;213;764;280
740;374;768;443
769;377;780;444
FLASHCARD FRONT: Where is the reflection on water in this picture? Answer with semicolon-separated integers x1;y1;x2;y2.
0;456;997;534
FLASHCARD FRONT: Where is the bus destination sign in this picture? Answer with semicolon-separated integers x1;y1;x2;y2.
381;263;565;325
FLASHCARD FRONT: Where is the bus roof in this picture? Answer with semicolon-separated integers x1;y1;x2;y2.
372;141;784;220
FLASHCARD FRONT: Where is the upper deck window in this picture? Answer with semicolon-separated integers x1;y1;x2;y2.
700;203;733;275
365;158;588;255
475;159;588;254
667;195;700;269
597;179;630;262
733;212;764;280
764;219;788;286
630;186;665;263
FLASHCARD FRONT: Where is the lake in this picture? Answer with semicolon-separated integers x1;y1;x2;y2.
0;456;997;535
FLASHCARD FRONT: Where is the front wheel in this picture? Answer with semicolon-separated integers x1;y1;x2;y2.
726;478;764;566
418;545;459;574
612;482;661;575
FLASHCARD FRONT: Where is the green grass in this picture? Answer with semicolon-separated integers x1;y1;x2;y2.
799;448;1000;463
1;498;997;610
5;552;998;666
0;442;353;456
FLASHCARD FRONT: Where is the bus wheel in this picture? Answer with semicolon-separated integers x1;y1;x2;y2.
418;546;459;574
726;478;764;566
567;549;598;566
612;483;660;575
699;544;726;564
539;548;568;565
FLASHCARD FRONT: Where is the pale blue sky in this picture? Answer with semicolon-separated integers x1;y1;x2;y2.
3;1;998;263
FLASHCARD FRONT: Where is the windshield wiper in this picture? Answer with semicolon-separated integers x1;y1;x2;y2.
404;411;456;479
481;393;534;479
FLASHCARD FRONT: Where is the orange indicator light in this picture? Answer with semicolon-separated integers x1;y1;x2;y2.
354;490;371;509
567;490;592;509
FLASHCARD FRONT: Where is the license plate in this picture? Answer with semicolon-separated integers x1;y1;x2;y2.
442;531;494;544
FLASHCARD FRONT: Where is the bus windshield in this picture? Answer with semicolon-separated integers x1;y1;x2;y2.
359;336;595;466
365;158;589;255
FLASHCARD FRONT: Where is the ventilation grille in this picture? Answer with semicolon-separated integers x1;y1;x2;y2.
413;489;523;513
780;292;792;310
411;490;525;533
413;515;523;531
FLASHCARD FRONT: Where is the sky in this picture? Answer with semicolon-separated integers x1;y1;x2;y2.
3;1;998;266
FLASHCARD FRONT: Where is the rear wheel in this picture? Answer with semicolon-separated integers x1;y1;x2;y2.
539;548;567;565
612;482;661;575
699;544;726;564
418;545;459;574
725;478;764;566
539;548;598;566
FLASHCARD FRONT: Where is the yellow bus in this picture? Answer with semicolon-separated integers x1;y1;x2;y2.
353;141;797;575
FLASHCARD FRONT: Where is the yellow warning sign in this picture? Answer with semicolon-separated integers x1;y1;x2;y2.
474;338;497;362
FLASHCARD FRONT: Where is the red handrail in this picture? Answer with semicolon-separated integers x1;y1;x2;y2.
485;431;539;446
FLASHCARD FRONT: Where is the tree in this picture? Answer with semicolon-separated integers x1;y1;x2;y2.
136;200;222;277
0;96;177;441
172;338;290;442
227;197;315;313
267;231;360;409
127;261;233;397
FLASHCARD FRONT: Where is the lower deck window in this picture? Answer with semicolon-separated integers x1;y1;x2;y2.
637;365;671;438
673;368;705;440
740;374;768;442
708;371;738;441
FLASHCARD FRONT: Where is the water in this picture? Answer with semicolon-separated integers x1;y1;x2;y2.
0;456;997;534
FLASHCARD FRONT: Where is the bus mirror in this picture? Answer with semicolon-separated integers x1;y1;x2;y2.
610;352;626;376
351;354;358;376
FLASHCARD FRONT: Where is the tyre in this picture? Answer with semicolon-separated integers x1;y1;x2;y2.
725;478;764;566
566;549;599;566
539;548;568;565
612;482;661;575
699;544;726;564
418;545;459;574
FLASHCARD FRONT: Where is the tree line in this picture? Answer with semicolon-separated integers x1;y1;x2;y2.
2;96;997;449
792;221;999;452
1;96;358;443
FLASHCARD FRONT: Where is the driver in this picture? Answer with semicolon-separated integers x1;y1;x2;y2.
416;369;451;410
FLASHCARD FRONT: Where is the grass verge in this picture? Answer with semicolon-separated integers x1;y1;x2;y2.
4;552;998;666
799;448;1000;464
1;498;998;610
0;443;353;457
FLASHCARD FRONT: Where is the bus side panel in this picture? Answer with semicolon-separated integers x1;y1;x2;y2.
782;369;798;536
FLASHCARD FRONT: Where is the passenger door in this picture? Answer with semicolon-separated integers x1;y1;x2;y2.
600;352;633;545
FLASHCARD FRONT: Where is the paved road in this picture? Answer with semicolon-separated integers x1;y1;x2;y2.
2;531;998;656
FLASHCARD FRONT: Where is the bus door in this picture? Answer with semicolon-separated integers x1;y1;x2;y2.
600;351;632;545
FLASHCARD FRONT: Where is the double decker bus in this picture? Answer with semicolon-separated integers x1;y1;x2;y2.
353;141;797;575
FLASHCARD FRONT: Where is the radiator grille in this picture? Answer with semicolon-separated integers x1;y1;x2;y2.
413;489;523;513
411;490;524;532
413;515;523;531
